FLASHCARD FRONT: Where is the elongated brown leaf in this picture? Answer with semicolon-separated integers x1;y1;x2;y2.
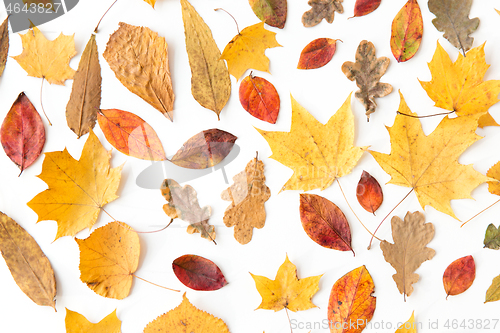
390;0;423;62
249;0;287;29
172;254;227;290
103;23;174;121
299;194;353;254
443;255;475;298
297;38;338;70
0;212;56;309
353;0;381;17
1;92;45;174
66;34;101;138
239;74;280;123
0;17;9;77
302;0;343;27
356;170;383;214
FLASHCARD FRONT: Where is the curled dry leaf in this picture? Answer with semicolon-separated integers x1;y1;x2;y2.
0;17;9;77
356;170;383;214
97;109;166;161
239;74;280;124
302;0;343;27
172;254;227;291
65;309;121;333
299;194;353;254
353;0;381;17
103;23;174;121
76;221;139;299
328;265;376;333
390;0;423;62
484;223;500;250
396;311;416;333
1;92;45;174
0;212;56;309
297;38;338;70
485;275;500;303
443;255;475;298
249;0;287;29
222;156;271;244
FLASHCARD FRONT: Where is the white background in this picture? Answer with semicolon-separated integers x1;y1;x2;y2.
1;0;500;332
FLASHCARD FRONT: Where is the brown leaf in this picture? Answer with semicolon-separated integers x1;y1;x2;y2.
342;40;392;120
297;38;338;70
0;212;56;309
381;211;435;300
443;255;475;298
302;0;344;27
0;17;9;77
221;156;271;244
172;254;227;290
356;170;383;214
103;23;174;121
239;74;280;123
353;0;381;17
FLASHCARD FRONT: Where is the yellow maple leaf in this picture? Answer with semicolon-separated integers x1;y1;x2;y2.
12;26;76;85
221;22;281;80
65;308;121;333
370;92;490;220
419;41;500;127
250;255;322;312
256;94;365;192
27;130;122;240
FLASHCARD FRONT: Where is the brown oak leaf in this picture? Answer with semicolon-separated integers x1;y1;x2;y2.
302;0;343;27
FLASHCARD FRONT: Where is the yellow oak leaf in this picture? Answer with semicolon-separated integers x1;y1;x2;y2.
144;293;230;332
221;22;281;80
370;92;490;220
256;93;365;192
12;26;76;85
65;309;121;333
250;255;322;312
419;41;500;127
27;130;122;240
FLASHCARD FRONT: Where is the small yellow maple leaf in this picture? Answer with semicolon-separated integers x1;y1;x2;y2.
256;93;365;192
221;22;281;80
27;130;122;240
65;308;121;333
250;255;322;312
12;26;76;85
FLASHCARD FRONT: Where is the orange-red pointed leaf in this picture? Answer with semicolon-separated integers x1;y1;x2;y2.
390;0;423;62
356;170;383;214
328;265;376;333
297;38;338;70
249;0;287;29
299;194;353;254
1;92;45;174
172;254;227;291
239;74;280;124
353;0;381;17
443;255;475;298
97;109;166;161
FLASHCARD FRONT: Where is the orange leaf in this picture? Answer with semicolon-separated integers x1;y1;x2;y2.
297;38;338;70
390;0;423;62
356;170;383;214
443;255;475;299
239;74;280;124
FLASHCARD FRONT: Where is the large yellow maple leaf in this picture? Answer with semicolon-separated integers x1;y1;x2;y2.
370;92;490;220
419;42;500;127
28;130;122;240
256;94;365;192
65;309;121;333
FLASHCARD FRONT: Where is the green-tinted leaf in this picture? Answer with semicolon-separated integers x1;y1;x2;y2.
484;224;500;250
390;0;423;62
249;0;287;29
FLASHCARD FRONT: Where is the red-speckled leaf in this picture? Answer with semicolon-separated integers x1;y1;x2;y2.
299;194;353;254
297;38;338;70
353;0;381;17
239;74;280;124
356;170;383;214
249;0;287;29
172;254;227;291
170;129;237;169
443;255;475;299
391;0;423;62
97;109;166;161
1;92;45;175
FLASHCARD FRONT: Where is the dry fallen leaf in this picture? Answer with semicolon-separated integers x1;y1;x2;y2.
352;0;381;18
249;0;287;29
485;274;500;303
65;309;121;333
484;223;500;250
143;0;156;8
356;170;383;214
302;0;343;27
443;255;475;298
172;254;227;291
0;17;9;77
390;0;423;62
27;130;122;240
221;156;271;244
239;73;280;123
381;211;435;300
297;38;339;70
395;312;416;333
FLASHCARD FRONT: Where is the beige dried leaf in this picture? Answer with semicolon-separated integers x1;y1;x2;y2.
302;0;344;27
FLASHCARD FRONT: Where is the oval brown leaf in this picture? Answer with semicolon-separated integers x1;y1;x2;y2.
297;38;338;70
1;92;45;174
353;0;381;17
356;170;383;214
239;74;280;124
172;254;227;291
170;129;237;169
97;109;166;161
443;255;475;299
299;194;353;254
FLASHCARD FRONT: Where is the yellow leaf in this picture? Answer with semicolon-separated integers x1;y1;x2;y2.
221;22;281;80
419;41;500;127
143;0;156;7
65;309;121;333
12;26;76;85
256;94;365;192
27;130;122;240
250;255;322;312
76;222;139;300
144;293;230;332
370;92;490;219
395;311;417;333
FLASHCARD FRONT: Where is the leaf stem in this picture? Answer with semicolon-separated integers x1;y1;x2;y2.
131;273;180;292
214;8;240;34
461;198;500;227
397;110;455;119
101;208;117;221
39;77;52;126
94;0;120;33
285;307;293;333
134;218;174;233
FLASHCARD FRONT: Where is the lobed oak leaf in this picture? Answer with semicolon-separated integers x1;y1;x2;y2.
302;0;343;27
390;0;423;63
249;0;287;29
65;309;121;333
443;255;475;298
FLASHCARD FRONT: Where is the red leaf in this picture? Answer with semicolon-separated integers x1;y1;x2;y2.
356;170;383;214
297;38;338;70
353;0;382;17
97;109;166;161
172;254;228;291
443;255;475;299
0;92;45;175
299;194;354;254
239;74;280;124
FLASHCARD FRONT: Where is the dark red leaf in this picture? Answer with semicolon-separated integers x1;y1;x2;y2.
443;255;475;299
172;254;228;291
353;0;382;17
297;38;338;70
356;171;383;214
239;74;280;124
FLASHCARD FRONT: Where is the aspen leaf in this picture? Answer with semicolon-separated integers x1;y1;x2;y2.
249;0;287;29
356;170;383;214
172;254;227;291
485;274;500;303
302;0;343;27
297;38;338;70
65;309;121;333
390;0;423;62
443;255;475;298
239;74;280;124
483;223;500;250
250;255;321;312
0;17;9;77
352;0;381;17
395;312;416;333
